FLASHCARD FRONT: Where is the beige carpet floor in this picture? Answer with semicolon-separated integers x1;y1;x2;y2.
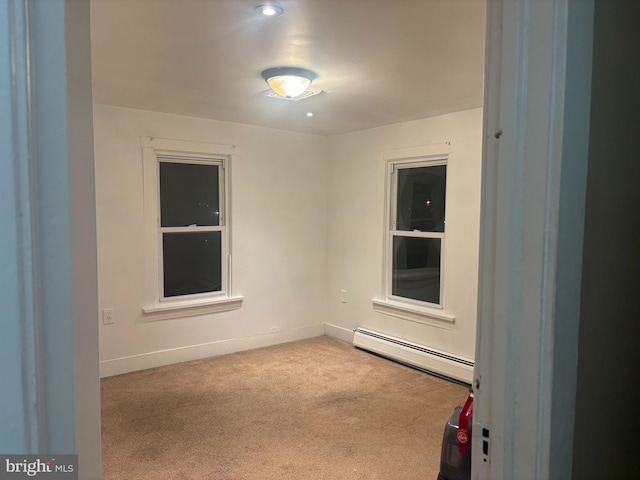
101;336;469;479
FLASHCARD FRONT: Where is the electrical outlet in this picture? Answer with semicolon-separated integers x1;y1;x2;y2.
103;307;115;325
340;289;347;303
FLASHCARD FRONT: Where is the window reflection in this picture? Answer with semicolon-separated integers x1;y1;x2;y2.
163;232;222;297
396;165;446;232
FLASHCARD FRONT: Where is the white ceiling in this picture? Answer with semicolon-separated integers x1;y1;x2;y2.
90;0;486;136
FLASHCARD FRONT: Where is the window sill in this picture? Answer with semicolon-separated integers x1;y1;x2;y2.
372;299;455;329
142;295;243;321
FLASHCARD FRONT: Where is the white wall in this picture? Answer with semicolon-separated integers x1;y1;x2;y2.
94;105;329;376
95;105;482;376
326;108;483;361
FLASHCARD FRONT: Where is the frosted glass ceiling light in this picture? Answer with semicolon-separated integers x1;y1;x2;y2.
261;67;318;98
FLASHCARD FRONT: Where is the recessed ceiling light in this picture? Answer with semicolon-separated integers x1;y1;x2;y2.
255;4;284;17
306;112;314;117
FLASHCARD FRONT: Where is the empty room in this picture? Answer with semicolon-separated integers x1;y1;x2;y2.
91;0;484;478
3;0;637;479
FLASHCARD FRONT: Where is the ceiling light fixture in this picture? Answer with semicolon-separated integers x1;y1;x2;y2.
255;4;284;17
260;67;318;98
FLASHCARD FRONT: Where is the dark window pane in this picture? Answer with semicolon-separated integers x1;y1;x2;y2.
392;236;441;304
160;162;219;227
396;165;446;232
163;232;221;297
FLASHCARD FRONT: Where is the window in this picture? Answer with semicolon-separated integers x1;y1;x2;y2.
141;138;242;319
158;158;225;299
387;159;447;308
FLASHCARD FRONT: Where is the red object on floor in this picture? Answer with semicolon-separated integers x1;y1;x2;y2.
457;391;473;454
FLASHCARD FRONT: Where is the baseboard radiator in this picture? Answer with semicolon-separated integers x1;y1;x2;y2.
352;327;473;384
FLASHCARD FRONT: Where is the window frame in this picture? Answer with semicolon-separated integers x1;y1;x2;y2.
386;157;447;309
141;137;242;320
373;145;455;327
157;155;226;301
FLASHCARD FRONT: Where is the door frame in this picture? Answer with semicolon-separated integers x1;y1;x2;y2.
0;0;100;477
473;0;594;478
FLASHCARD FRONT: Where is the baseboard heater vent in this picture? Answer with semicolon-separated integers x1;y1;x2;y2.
353;327;473;384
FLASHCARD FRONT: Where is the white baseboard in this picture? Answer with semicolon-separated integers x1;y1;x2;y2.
324;322;354;343
99;324;325;378
353;327;474;384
